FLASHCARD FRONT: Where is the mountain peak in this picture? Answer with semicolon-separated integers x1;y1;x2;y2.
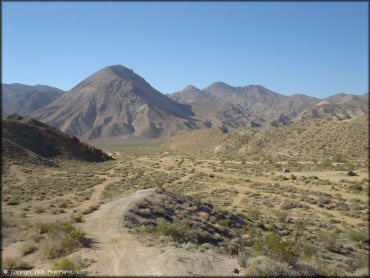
207;81;232;88
98;65;137;79
71;64;147;92
203;82;235;92
183;85;200;91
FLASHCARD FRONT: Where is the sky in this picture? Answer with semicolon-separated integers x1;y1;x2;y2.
2;2;368;98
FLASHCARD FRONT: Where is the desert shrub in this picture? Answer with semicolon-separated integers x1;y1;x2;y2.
51;257;84;276
38;221;87;259
245;256;298;276
237;248;248;268
247;209;261;220
70;214;84;223
349;182;363;192
81;204;99;215
332;153;347;163
221;241;239;255
348;229;367;243
250;231;300;265
35;206;45;213
321;159;334;169
318;196;331;206
154;219;196;243
59;200;70;208
7;199;19;206
19;242;38;256
275;210;288;223
3;256;31;270
218;218;232;227
318;231;338;252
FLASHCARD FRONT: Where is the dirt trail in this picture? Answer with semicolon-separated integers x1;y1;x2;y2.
79;165;121;211
8;165;27;185
76;189;239;276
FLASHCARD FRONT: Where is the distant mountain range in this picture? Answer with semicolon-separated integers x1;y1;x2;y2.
169;83;368;128
2;65;368;140
2;83;64;116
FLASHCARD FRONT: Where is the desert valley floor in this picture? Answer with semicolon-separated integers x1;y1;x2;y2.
2;140;369;276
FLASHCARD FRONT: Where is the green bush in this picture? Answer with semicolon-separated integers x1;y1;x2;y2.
71;214;84;223
51;257;84;276
247;209;261;220
333;154;347;163
275;210;288;223
348;229;367;243
38;221;87;259
155;219;196;243
245;256;297;276
349;182;363;192
318;231;338;252
251;231;300;265
218;218;232;227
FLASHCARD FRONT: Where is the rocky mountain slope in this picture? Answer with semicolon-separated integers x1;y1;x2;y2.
5;65;367;141
169;84;367;128
202;83;287;116
296;93;368;121
2;83;64;115
32;65;209;140
2;114;112;162
170;85;257;129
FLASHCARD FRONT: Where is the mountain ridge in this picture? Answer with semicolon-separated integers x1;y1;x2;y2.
31;65;209;140
3;65;367;140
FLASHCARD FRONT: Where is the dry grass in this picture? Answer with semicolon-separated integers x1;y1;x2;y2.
1;130;368;276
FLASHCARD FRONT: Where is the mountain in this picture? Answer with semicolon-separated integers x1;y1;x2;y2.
32;65;209;140
296;93;368;121
203;83;288;116
169;82;291;129
171;83;367;128
169;85;256;129
169;83;320;128
2;83;64;115
8;66;366;140
268;94;320;126
2;114;112;163
359;93;368;101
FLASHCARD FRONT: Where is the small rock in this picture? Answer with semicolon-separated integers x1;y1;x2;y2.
347;170;357;176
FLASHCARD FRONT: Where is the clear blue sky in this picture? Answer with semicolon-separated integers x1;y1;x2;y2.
3;2;368;98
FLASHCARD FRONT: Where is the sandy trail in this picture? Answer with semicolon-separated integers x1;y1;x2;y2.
78;164;122;211
8;165;27;185
77;188;239;276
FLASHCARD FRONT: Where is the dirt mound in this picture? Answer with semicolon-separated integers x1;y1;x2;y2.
124;187;285;255
212;117;368;160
